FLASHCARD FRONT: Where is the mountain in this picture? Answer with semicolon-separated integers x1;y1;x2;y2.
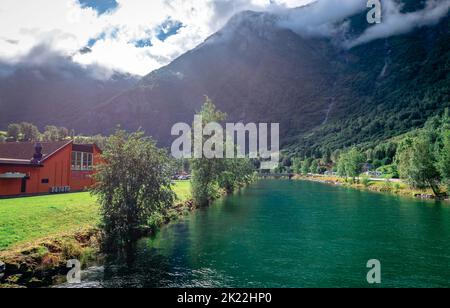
0;46;138;132
76;11;338;144
1;2;448;158
76;6;449;156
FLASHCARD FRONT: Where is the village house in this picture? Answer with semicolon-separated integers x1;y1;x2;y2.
0;140;101;197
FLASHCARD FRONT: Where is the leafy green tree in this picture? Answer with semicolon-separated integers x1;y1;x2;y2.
191;98;227;206
301;158;312;175
337;147;365;181
310;160;319;174
19;122;40;141
74;134;108;149
7;123;21;141
191;98;255;206
58;127;69;140
396;135;442;196
347;148;365;180
331;149;341;164
218;157;255;194
322;148;332;164
292;158;302;174
43;125;60;141
92;129;175;248
437;130;450;193
336;155;347;178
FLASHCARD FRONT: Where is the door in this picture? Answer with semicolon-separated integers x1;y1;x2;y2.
21;177;27;193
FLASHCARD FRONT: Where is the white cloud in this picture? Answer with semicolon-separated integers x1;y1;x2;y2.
347;0;450;48
2;0;446;76
0;0;312;75
278;0;366;37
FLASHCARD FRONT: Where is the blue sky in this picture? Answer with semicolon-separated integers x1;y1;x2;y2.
80;1;184;49
78;0;118;15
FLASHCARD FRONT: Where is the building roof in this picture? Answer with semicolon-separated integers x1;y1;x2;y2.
72;144;95;153
0;140;72;164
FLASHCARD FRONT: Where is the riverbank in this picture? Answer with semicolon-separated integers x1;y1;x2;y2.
54;180;450;288
294;174;448;201
0;181;193;288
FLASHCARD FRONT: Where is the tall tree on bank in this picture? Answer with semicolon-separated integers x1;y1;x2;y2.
92;130;175;248
191;98;255;206
337;147;365;182
437;130;450;193
396;135;443;197
191;98;227;207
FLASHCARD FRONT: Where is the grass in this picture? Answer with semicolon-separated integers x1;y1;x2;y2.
0;181;191;251
295;174;438;198
173;180;191;202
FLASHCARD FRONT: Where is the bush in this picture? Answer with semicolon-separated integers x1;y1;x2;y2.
380;180;393;193
361;176;371;187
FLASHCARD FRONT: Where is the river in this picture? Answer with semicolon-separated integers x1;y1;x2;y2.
60;180;450;288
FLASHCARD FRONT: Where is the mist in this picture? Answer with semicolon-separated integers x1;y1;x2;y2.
276;0;449;48
347;0;450;48
0;43;125;81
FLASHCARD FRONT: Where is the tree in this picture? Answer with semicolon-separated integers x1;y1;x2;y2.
43;126;69;141
43;125;60;141
337;147;365;181
396;135;442;197
292;158;302;174
301;158;312;175
218;157;255;194
58;127;69;140
7;123;21;141
322;148;332;164
92;130;175;248
331;149;341;164
191;98;227;206
74;134;108;149
310;160;319;174
19;122;40;141
190;98;254;206
437;130;450;193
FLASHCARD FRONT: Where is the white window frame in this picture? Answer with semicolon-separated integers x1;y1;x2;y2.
71;151;93;171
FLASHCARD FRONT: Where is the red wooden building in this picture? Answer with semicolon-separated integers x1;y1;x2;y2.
0;140;101;197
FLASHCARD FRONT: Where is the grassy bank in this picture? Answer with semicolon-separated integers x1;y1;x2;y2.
0;181;191;252
0;181;192;288
294;175;444;200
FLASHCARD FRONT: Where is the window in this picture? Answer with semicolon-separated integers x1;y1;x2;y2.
71;151;93;171
41;179;49;184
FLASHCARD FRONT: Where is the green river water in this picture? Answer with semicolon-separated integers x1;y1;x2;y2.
66;180;450;288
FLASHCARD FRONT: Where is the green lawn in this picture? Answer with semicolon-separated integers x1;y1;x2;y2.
173;180;191;202
0;181;191;251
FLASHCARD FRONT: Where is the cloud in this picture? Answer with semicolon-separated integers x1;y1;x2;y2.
347;0;450;48
277;0;449;47
0;0;312;76
1;0;447;76
0;43;118;80
278;0;366;37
